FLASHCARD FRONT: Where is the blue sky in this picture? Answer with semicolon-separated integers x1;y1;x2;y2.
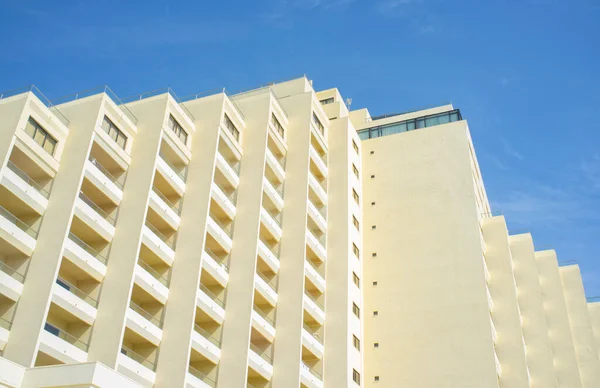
1;0;599;295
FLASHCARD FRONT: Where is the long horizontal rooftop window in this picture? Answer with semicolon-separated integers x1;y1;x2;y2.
358;109;462;140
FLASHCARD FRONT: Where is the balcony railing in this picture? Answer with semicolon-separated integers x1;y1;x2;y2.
210;214;234;237
0;260;27;283
301;361;323;380
260;238;280;259
88;155;126;190
129;300;164;329
194;323;221;347
200;283;225;308
250;343;273;364
69;232;109;264
145;221;177;249
56;277;99;307
205;247;230;271
153;188;183;215
44;323;89;352
303;323;323;344
0;204;40;239
310;144;327;166
263;208;282;227
307;228;326;249
188;365;217;387
306;259;324;278
305;291;324;310
78;192;117;226
214;182;238;206
138;260;171;287
6;160;52;198
159;152;188;182
256;270;278;292
254;305;275;327
121;345;157;371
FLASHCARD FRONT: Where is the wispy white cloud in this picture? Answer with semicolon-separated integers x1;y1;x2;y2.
376;0;413;14
500;137;524;161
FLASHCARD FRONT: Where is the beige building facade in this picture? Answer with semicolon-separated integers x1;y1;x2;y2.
0;77;598;388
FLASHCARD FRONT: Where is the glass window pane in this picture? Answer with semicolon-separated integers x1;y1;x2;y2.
25;119;37;137
34;129;45;146
450;112;458;122
407;121;416;130
416;119;425;129
358;131;369;140
370;128;379;139
116;134;126;149
425;116;439;127
438;114;450;124
43;138;55;155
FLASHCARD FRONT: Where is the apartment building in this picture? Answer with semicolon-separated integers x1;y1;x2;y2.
0;77;598;388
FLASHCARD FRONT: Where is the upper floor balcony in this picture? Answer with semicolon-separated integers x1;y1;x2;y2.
0;258;28;301
191;322;221;366
156;151;188;197
39;302;91;365
206;211;234;254
251;305;276;343
265;148;285;185
196;283;226;325
257;238;280;274
262;177;284;213
202;248;229;288
2;159;51;214
52;276;98;325
211;182;237;221
309;144;327;180
126;297;164;347
260;207;282;243
118;328;158;386
300;361;324;388
215;151;240;191
0;202;40;257
254;270;278;308
142;220;177;266
304;259;325;294
306;229;326;264
307;200;326;235
63;232;109;282
303;291;325;326
308;172;327;207
88;138;128;191
73;191;117;242
187;365;217;388
134;259;170;305
248;341;274;382
302;323;324;360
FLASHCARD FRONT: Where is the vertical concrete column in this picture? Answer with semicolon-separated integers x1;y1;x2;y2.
0;94;28;164
535;250;582;387
3;100;101;367
87;98;167;368
588;302;600;360
154;100;222;388
272;93;313;388
217;94;270;387
481;216;530;388
509;234;558;387
560;265;600;387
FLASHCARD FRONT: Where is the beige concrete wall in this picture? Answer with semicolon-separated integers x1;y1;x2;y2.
560;265;600;387
588;302;600;360
535;250;582;387
509;234;557;388
481;216;530;388
362;121;498;388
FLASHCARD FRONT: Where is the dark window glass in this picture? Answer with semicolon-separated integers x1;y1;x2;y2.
44;323;60;336
271;113;285;138
224;114;240;141
353;369;361;385
312;113;324;134
25;117;58;155
168;114;188;145
102;116;128;150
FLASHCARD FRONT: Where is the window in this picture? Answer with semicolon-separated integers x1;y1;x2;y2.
320;97;334;105
353;369;361;385
373;311;379;316
356;109;462;140
353;335;361;350
44;322;60;336
370;174;375;179
353;216;359;230
372;252;377;258
372;225;377;230
271;113;285;138
312;112;324;135
373;281;378;286
371;201;376;206
353;164;359;179
167;114;188;145
101;116;127;150
370;150;374;155
224;114;240;141
374;376;380;382
353;272;360;288
374;342;379;348
352;140;359;154
352;189;360;204
352;303;360;318
353;243;360;257
25;117;57;155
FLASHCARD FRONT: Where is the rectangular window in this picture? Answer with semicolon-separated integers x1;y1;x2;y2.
224;114;240;141
320;97;334;105
353;272;360;288
101;116;128;150
44;322;60;336
353;369;361;385
353;164;359;179
312;112;324;135
352;189;360;204
352;303;360;319
167;114;188;145
271;113;285;138
352;139;359;154
25;117;57;155
353;243;360;258
353;335;361;351
353;216;359;230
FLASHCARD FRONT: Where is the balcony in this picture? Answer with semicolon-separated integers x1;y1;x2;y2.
304;260;325;294
63;233;108;282
39;323;88;364
262;177;284;212
0;204;39;256
126;301;163;346
191;324;221;365
206;215;233;254
308;173;327;207
211;183;237;220
134;261;170;305
86;155;124;203
251;307;276;343
260;208;282;242
303;292;325;325
196;284;226;324
52;277;98;325
265;149;285;184
306;229;326;264
307;201;326;234
215;152;240;190
254;271;278;307
309;145;327;179
148;189;181;230
156;154;186;197
187;365;217;388
0;260;27;301
118;345;157;386
2;160;50;213
74;193;116;242
142;221;176;266
302;325;324;359
0;317;11;351
248;343;274;380
202;248;229;287
300;362;324;388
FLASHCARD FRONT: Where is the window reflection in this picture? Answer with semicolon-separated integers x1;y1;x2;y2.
357;109;462;140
